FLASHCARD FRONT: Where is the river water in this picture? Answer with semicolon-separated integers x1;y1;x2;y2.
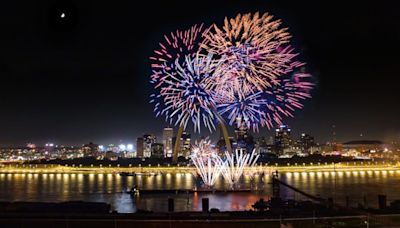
0;170;399;213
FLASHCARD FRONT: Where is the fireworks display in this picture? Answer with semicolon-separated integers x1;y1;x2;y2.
190;139;260;187
150;24;207;83
210;70;313;131
150;54;222;132
200;12;314;131
149;24;218;132
150;11;313;134
219;149;260;186
190;139;224;187
201;12;301;91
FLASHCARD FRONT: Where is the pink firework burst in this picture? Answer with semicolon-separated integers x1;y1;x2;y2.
201;12;302;91
150;24;209;86
210;70;314;131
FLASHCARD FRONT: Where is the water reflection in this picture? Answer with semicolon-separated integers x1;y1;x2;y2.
0;171;399;212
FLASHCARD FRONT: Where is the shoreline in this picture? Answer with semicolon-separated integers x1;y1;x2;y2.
0;163;399;174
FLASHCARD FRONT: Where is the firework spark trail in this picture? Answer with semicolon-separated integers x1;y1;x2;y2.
150;24;218;132
150;53;224;132
191;139;260;187
214;90;269;132
191;155;223;187
150;24;208;85
197;12;314;131
220;149;260;185
150;11;314;135
190;139;224;187
209;71;313;131
201;12;300;91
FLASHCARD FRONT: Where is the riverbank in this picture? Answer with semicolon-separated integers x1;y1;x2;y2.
0;162;399;174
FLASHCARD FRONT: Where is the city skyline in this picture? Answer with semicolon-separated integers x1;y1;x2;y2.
0;124;391;149
1;1;400;225
1;123;394;163
0;121;396;147
0;0;399;146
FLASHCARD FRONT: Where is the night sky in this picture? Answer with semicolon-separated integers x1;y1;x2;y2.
0;0;399;146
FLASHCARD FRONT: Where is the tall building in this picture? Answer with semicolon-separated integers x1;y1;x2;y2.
81;142;99;157
234;117;248;141
151;143;164;158
136;137;144;158
172;132;191;158
179;132;191;158
233;117;257;153
299;133;315;154
274;125;293;155
162;127;173;158
143;134;156;158
267;136;274;145
256;137;274;158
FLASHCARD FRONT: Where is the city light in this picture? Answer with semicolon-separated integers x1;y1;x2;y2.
118;144;126;151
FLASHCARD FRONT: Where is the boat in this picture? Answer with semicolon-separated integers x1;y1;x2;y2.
119;172;135;177
119;172;159;177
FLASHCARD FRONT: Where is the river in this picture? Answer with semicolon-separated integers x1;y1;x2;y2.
0;170;399;213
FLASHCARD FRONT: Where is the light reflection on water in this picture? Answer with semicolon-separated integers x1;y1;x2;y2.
0;171;399;213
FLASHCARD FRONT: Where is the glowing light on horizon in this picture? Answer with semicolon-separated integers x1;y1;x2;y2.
118;144;126;151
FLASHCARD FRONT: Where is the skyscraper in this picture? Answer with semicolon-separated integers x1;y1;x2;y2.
274;125;293;155
163;127;173;158
179;132;191;158
151;143;164;158
136;137;144;158
233;117;255;153
234;117;248;141
299;133;315;154
143;134;156;158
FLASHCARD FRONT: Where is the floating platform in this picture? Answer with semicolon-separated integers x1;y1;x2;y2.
119;172;158;177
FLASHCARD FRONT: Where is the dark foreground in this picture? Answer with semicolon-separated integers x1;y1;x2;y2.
1;213;400;228
1;200;400;228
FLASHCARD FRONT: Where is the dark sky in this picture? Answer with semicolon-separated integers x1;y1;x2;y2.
0;0;399;146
